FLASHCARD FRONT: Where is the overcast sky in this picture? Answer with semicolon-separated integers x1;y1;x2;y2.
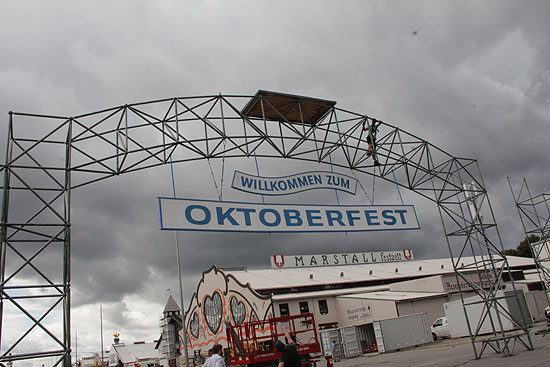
1;0;549;365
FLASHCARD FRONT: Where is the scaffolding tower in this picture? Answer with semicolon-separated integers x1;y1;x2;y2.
509;178;550;300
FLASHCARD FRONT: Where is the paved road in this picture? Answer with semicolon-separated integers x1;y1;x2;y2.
332;324;550;367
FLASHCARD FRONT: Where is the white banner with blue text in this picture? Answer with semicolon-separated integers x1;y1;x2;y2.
231;170;358;196
271;250;414;268
159;198;420;233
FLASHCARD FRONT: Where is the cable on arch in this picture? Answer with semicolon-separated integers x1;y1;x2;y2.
328;152;341;206
253;149;265;204
206;134;227;201
351;169;375;205
207;158;223;201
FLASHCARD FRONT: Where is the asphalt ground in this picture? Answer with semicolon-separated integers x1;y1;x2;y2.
331;323;550;367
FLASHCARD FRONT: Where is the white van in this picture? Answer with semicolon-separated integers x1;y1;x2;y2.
431;317;450;341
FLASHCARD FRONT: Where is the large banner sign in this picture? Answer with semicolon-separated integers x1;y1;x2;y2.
231;170;358;196
271;250;414;268
159;197;420;233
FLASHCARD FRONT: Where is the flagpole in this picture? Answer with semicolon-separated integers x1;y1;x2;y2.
100;305;104;367
170;158;190;367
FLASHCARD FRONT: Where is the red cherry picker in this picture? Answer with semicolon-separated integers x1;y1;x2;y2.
225;313;322;367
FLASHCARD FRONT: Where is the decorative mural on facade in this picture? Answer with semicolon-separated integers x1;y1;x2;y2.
184;265;273;352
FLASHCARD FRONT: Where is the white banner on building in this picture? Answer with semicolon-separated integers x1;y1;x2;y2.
231;170;358;196
271;250;415;268
441;272;496;293
159;198;420;233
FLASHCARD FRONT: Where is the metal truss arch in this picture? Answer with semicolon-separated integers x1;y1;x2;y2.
1;92;533;366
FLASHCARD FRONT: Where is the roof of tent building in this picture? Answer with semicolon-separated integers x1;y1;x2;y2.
271;284;390;301
110;342;158;365
338;290;447;302
223;256;535;293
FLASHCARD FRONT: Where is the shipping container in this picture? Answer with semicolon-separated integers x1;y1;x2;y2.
319;329;341;359
525;290;550;322
444;290;521;338
373;313;432;353
356;323;378;353
504;290;532;328
339;326;361;358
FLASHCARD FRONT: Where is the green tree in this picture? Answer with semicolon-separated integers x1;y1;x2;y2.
505;234;540;258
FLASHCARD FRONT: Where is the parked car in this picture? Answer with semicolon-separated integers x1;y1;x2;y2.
431;317;450;341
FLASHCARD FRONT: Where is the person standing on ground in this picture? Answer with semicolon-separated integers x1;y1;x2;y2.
275;325;301;367
202;343;225;367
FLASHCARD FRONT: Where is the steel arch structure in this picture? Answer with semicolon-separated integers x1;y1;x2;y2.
1;92;533;366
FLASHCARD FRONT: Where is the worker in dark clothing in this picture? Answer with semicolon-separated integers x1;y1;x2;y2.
276;325;301;367
363;117;381;166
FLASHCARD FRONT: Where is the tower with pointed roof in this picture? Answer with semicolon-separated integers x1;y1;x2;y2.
158;295;182;367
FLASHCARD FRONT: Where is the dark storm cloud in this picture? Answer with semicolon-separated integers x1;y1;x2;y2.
1;0;549;359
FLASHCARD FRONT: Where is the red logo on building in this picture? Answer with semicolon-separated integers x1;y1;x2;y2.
273;254;285;268
403;249;413;260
